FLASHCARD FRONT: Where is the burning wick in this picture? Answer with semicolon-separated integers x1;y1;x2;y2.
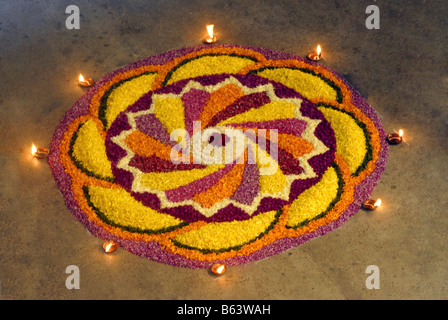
79;74;95;87
211;263;226;275
308;45;322;61
204;24;218;44
31;144;49;159
363;199;382;211
102;240;118;253
387;129;404;145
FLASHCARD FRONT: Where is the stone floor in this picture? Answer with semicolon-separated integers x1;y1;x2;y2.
0;0;446;300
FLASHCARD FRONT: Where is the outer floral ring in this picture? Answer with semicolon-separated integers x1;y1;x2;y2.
49;45;388;268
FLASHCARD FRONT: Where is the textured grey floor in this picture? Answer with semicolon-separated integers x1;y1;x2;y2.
0;0;447;300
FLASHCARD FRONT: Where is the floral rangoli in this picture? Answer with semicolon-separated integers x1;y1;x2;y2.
49;45;388;268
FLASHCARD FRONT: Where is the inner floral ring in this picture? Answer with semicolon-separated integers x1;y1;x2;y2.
105;73;336;223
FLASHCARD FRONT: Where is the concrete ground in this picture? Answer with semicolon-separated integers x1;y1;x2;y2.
0;0;447;300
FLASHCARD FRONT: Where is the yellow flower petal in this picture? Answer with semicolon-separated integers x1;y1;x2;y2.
86;185;185;232
166;55;256;85
140;165;225;191
104;72;157;129
217;100;298;126
255;67;338;101
153;96;185;136
318;106;368;175
287;165;341;228
173;210;278;252
71;119;114;180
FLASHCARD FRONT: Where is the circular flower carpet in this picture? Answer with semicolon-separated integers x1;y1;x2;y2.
49;45;388;268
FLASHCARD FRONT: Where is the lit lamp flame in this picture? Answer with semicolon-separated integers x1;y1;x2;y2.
308;44;322;61
387;129;404;144
79;74;94;87
211;263;226;275
31;144;38;157
363;198;382;210
207;24;214;38
216;265;225;274
204;24;217;44
374;199;382;208
31;143;49;159
102;240;118;253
